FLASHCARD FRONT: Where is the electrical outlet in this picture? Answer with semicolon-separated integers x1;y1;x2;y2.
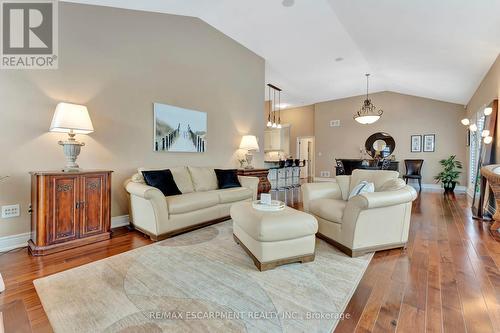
1;204;20;218
320;171;331;177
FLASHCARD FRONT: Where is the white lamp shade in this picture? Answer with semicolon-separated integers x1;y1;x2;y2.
50;103;94;134
460;118;470;126
484;107;493;116
239;135;260;152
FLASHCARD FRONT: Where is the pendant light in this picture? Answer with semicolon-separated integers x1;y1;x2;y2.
266;85;272;127
353;74;383;124
266;83;282;128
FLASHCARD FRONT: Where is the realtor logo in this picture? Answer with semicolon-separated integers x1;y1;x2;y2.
1;0;58;69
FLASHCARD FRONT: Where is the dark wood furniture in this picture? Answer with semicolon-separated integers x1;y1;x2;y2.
237;168;270;198
335;159;399;176
29;170;112;256
402;159;424;190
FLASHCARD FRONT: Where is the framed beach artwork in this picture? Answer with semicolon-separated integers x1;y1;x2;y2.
153;103;207;153
410;135;422;152
423;134;435;152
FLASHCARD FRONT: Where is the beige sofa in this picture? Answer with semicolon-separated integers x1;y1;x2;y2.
302;170;417;257
125;166;259;240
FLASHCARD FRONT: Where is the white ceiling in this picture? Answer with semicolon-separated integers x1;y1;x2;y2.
66;0;500;108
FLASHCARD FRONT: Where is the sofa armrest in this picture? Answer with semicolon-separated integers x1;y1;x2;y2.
126;181;163;200
125;180;169;236
238;176;259;200
302;182;343;212
348;186;417;210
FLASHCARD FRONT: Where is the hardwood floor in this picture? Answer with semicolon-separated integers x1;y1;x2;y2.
1;192;499;332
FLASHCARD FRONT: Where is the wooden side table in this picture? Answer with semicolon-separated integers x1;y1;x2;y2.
29;170;112;256
237;169;271;198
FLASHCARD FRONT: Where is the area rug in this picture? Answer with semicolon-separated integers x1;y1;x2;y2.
34;221;372;333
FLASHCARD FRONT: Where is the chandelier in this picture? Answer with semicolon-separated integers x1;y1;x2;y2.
353;74;383;124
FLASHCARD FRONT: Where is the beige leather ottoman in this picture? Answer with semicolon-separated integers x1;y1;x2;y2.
230;202;318;271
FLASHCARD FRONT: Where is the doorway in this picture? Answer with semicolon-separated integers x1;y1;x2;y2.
297;136;314;180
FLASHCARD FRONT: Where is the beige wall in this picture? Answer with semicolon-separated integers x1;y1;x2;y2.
280;105;315;156
314;91;466;184
263;101;315;158
0;3;265;238
465;54;500;177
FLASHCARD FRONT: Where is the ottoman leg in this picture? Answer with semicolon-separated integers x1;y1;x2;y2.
233;234;315;271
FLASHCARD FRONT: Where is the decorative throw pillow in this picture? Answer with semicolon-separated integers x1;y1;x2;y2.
141;169;182;196
348;180;375;200
214;169;241;189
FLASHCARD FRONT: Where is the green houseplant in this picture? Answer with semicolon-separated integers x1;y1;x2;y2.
434;155;462;192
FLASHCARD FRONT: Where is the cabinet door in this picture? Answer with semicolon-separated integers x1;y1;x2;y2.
80;174;109;237
48;175;79;244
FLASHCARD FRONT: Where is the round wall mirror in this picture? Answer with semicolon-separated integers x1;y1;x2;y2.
365;132;395;158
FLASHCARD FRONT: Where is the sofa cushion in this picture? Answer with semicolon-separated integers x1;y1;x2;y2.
309;198;346;223
188;167;218;191
216;187;252;204
349;170;399;193
136;167;194;193
141;169;182;196
379;178;406;192
166;191;219;214
214;169;241;189
348;181;374;199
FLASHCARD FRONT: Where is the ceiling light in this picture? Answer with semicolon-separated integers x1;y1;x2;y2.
353;74;383;125
272;122;277;128
469;123;478;132
484;136;493;144
461;118;470;126
282;0;295;7
484;107;493;116
482;130;490;137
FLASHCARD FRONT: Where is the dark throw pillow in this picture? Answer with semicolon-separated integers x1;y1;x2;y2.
214;169;241;189
141;169;182;196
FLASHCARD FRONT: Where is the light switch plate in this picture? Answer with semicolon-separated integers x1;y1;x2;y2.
330;120;340;127
320;171;331;177
1;204;20;218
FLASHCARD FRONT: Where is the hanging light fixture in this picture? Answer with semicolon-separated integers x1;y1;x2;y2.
266;85;272;127
484;106;493;116
353;74;383;124
460;118;470;126
267;83;282;128
469;123;478;132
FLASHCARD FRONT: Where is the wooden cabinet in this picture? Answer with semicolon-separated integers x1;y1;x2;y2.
29;170;112;256
237;169;271;198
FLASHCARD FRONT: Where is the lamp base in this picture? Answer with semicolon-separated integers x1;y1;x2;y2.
58;137;85;172
245;153;254;169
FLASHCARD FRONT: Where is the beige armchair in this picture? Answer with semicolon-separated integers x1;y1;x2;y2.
302;170;417;257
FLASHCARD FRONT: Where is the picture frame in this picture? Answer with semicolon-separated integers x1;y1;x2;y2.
410;135;422;152
423;134;435;152
153;103;207;153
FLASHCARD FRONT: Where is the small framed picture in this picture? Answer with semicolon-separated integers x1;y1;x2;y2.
411;135;422;152
423;134;435;152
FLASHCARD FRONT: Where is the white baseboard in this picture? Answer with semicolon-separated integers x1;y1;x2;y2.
111;215;130;228
0;232;30;252
313;177;336;182
408;183;467;193
0;215;130;253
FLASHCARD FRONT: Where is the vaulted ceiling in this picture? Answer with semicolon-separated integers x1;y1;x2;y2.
66;0;500;108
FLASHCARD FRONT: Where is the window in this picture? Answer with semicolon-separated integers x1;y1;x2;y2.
469;114;485;190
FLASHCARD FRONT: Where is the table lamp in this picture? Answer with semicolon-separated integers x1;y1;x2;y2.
49;102;94;172
239;135;260;169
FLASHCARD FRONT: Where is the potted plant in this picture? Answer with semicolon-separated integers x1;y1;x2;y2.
434;155;462;192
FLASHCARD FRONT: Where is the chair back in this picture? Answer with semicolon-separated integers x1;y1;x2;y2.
349;169;400;193
404;159;424;176
380;159;392;170
335;159;346;175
